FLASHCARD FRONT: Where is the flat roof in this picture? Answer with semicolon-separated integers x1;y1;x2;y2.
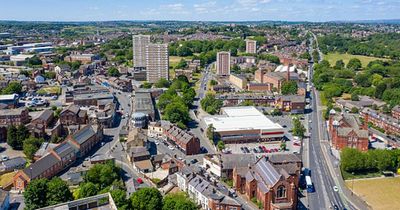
203;106;283;132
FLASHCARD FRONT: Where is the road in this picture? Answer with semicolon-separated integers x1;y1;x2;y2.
306;32;371;210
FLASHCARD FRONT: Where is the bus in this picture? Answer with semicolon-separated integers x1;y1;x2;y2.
305;175;315;193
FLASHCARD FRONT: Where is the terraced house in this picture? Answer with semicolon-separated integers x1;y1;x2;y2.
13;124;102;190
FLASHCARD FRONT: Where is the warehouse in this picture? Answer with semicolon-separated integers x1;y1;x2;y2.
203;106;284;143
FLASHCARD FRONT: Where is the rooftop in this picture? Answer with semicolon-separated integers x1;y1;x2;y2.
203;106;283;132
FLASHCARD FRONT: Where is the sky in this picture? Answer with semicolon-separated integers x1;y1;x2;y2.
0;0;400;22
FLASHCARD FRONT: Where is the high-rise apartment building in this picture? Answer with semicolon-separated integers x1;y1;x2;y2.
246;39;257;54
133;35;151;70
216;51;230;76
145;44;169;83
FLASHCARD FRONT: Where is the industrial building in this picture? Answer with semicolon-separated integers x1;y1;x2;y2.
203;106;284;143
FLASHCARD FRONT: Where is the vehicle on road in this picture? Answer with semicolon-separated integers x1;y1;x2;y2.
1;155;9;161
305;175;314;193
155;140;159;145
168;145;175;150
137;178;143;184
190;159;198;164
333;186;339;192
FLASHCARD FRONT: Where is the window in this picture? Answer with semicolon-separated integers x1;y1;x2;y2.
277;185;286;198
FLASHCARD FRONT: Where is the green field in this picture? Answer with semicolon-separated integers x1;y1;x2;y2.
346;177;400;210
169;56;193;68
324;53;388;68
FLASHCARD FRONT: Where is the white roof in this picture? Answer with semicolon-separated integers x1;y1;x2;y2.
204;106;283;132
0;94;18;100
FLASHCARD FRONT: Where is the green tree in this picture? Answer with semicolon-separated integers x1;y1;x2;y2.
334;59;345;69
164;101;190;125
217;140;225;151
210;80;218;86
280;142;287;151
107;67;121;77
142;82;152;89
23;137;44;161
340;148;365;172
163;192;197;210
200;94;223;115
111;189;130;210
154;78;170;88
23;179;49;210
351;93;359;101
7;124;29;150
47;177;73;206
175;59;188;69
292;118;306;138
78;182;98;198
26;56;42;66
84;161;120;189
1;81;22;94
130;188;163;210
281;81;298;95
206;124;215;141
347;58;362;70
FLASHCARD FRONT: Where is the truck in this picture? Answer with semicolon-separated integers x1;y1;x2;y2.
305;176;314;193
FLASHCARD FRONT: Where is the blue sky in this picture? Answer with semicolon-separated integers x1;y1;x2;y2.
0;0;399;22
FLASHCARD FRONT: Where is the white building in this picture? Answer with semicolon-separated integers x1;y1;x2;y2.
133;35;151;70
145;44;169;83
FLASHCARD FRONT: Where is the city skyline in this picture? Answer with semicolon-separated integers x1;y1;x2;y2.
1;0;400;22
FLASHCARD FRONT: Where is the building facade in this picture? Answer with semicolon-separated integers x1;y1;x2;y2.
145;44;169;83
246;40;257;54
133;35;151;70
216;52;231;76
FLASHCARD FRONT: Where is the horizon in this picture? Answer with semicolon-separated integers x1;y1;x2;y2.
1;0;400;22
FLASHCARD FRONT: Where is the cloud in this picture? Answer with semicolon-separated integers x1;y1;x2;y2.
194;1;217;13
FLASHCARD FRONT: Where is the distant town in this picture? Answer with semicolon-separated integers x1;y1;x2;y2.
0;20;399;210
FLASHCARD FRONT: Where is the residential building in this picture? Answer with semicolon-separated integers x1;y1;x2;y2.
229;74;248;90
133;35;151;70
147;121;168;139
59;104;87;126
247;82;271;92
233;156;299;210
0;108;30;127
361;108;400;135
275;95;305;114
203;106;284;143
392;105;400;120
329;111;369;151
216;51;230;76
146;43;169;83
64;54;99;64
162;123;200;155
0;157;26;174
203;154;257;179
246;39;257;54
13;124;102;190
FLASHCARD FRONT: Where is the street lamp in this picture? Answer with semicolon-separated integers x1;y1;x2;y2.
351;172;355;195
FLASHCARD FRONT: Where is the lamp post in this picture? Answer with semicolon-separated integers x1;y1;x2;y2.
351;172;355;195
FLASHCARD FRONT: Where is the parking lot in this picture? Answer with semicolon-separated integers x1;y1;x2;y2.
224;113;305;155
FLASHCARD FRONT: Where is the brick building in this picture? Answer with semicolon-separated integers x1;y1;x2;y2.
392;105;400;120
0;108;30;127
59;105;88;126
329;111;369;151
233;156;300;210
361;108;400;136
162;123;200;155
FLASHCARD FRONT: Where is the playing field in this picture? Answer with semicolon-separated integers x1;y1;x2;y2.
345;177;400;210
169;56;192;68
324;53;387;68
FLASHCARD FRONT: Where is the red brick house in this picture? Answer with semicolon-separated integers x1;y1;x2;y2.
233;156;299;210
59;104;87;126
392;105;400;120
162;123;200;155
329;111;369;151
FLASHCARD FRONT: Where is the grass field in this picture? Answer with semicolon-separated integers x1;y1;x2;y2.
324;53;388;68
0;172;16;187
345;177;400;210
169;56;193;68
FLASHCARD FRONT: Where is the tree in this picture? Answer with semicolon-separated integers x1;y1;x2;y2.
23;179;49;210
84;161;120;189
280;142;287;151
7;124;29;150
206;124;215;142
26;56;42;66
292;118;306;138
111;189;130;210
1;81;22;94
217;140;225;151
281;81;298;95
210;79;218;86
130;188;163;210
351;93;359;101
334;59;345;69
200;94;223;115
175;59;188;69
154;78;170;88
354;73;372;87
164;101;190;125
142;82;152;89
47;177;73;206
163;192;197;210
347;58;362;70
350;107;359;114
107;67;121;77
78;182;98;198
44;71;56;79
23;137;44;161
340;148;365;173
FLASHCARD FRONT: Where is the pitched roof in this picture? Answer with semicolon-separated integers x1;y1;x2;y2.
23;153;60;179
62;104;80;115
254;158;281;187
71;125;96;145
34;109;53;122
53;141;75;159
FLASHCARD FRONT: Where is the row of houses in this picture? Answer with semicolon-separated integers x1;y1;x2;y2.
361;108;400;136
13;124;103;190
